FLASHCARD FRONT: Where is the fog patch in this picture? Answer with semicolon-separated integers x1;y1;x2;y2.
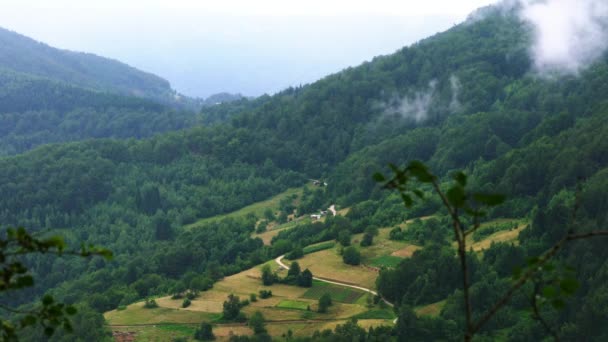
381;80;437;123
519;0;608;75
449;75;462;113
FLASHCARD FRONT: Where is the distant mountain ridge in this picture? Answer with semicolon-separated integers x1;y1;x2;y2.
0;26;174;101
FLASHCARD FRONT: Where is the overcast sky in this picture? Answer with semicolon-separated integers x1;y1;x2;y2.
0;0;498;98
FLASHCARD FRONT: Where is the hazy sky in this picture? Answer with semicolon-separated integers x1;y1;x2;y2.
0;0;498;97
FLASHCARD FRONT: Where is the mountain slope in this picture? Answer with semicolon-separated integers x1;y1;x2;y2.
0;26;173;100
4;7;608;340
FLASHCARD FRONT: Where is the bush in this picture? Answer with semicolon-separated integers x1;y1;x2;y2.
182;298;192;308
240;299;250;307
343;246;361;265
250;293;258;302
259;290;273;299
360;232;374;247
297;269;313;287
249;311;267;335
318;293;333;313
261;264;277;286
194;322;215;341
143;298;158;309
186;290;200;300
222;294;241;320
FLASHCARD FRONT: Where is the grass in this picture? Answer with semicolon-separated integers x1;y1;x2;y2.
303;241;335;254
301;281;365;304
458;219;529;252
369;255;403;268
105;303;218;325
156;324;196;335
185;186;304;230
296;248;379;289
276;300;310;311
390;245;422;258
415;300;446;317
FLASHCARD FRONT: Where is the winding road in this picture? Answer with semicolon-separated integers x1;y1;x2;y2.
275;254;397;323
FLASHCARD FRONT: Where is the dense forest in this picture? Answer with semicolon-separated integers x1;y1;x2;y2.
2;5;608;341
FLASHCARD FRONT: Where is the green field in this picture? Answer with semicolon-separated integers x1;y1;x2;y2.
157;324;196;335
303;241;335;254
185;186;303;229
276;300;311;311
301;281;365;304
369;255;403;268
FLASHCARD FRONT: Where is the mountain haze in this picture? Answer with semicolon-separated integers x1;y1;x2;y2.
0;26;174;100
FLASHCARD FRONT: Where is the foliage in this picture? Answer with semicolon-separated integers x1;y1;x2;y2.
143;299;158;309
0;227;110;340
261;265;277;286
342;247;361;266
194;322;215;341
317;294;333;313
248;311;267;335
222;294;241;321
258;290;272;299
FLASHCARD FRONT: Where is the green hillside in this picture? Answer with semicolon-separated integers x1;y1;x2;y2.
0;26;171;100
3;5;608;341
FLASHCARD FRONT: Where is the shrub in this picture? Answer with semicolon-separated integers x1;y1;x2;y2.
259;290;273;299
343;246;361;265
193;322;215;341
143;298;158;309
318;293;333;313
182;298;191;308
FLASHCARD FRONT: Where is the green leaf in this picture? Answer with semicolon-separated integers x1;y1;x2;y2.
372;173;386;182
472;193;506;206
542;285;557;299
560;278;580;295
453;171;467;187
412;189;425;199
408;161;434;183
446;186;466;208
401;194;413;207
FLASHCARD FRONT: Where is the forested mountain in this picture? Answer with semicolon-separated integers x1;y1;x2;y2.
3;5;608;341
0;27;172;100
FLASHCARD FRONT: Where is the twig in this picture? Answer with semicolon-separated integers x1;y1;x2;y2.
531;283;560;342
431;180;473;340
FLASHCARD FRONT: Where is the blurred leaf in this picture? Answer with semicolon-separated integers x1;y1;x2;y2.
447;186;466;208
560;278;579;295
453;172;467;187
542;285;557;299
372;172;386;182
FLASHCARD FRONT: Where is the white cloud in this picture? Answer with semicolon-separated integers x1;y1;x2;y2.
520;0;608;74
